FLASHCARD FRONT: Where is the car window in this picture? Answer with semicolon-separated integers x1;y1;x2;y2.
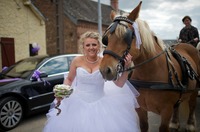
6;57;43;78
39;56;75;76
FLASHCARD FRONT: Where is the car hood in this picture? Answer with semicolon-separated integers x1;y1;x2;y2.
0;78;23;87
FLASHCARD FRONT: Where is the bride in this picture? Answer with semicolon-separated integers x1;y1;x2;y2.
43;31;140;132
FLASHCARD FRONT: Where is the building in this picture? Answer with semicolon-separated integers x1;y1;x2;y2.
0;0;120;69
32;0;119;55
0;0;46;69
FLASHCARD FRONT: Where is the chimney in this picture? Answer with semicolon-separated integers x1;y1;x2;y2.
110;0;118;11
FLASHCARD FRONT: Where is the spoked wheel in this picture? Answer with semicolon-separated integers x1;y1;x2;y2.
0;97;23;131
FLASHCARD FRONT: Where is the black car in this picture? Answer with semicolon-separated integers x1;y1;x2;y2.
0;54;80;131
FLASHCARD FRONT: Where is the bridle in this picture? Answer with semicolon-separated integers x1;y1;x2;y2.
102;16;167;74
102;16;135;73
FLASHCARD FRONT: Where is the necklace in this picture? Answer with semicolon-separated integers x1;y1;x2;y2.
85;57;99;64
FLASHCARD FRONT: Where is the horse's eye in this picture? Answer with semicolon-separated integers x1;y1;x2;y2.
102;36;108;46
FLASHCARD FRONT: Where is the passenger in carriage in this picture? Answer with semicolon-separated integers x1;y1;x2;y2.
178;15;199;47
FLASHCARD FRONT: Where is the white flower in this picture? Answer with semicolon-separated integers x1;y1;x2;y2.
53;84;73;98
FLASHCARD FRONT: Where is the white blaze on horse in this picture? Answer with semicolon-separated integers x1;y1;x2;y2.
99;1;200;132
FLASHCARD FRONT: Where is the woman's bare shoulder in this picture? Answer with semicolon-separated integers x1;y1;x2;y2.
72;56;85;66
73;56;84;61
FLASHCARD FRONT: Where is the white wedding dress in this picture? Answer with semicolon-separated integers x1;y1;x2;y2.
43;67;140;132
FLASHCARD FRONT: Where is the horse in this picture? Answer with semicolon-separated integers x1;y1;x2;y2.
99;1;200;132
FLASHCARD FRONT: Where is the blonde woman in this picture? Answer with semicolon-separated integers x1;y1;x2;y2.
43;31;140;132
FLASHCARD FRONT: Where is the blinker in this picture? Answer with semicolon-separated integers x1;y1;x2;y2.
102;21;118;46
124;28;134;48
102;35;108;46
102;25;134;47
110;21;118;34
102;16;135;47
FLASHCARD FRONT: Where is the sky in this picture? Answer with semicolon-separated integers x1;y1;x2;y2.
93;0;200;40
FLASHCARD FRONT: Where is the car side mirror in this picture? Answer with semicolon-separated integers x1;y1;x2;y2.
31;70;48;81
39;72;48;78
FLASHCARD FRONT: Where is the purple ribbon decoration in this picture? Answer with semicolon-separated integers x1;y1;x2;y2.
32;46;40;53
43;79;51;86
32;70;42;81
0;78;21;83
32;70;51;86
0;66;21;83
2;66;8;72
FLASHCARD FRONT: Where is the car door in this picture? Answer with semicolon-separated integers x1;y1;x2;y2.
25;55;76;112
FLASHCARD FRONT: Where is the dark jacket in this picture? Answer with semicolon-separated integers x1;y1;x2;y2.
179;25;199;47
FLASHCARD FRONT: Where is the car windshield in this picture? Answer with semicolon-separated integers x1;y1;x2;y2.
5;57;45;79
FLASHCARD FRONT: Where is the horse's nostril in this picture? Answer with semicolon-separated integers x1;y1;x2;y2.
106;67;111;74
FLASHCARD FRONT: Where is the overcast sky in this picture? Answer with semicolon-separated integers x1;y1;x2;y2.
93;0;200;40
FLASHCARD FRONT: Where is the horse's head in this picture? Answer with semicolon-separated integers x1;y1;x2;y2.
100;1;165;81
100;1;142;80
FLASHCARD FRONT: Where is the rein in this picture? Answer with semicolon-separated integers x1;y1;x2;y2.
121;50;166;72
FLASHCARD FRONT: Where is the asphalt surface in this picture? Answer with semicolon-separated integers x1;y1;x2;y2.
8;97;200;132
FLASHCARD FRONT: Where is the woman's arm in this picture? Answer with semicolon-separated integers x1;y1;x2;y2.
113;53;132;87
63;56;78;86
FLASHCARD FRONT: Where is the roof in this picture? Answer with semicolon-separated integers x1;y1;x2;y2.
63;0;113;26
24;0;46;25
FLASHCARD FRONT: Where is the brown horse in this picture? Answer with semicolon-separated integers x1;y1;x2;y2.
99;1;200;132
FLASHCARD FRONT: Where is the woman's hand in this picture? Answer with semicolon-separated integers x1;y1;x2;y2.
124;53;133;69
55;97;63;103
114;53;133;87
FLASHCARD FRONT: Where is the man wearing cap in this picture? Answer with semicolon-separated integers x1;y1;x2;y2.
178;15;199;47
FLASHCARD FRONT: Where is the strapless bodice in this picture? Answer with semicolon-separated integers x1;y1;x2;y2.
73;67;105;102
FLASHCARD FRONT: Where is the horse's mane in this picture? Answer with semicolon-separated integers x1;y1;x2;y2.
196;42;200;51
114;15;166;54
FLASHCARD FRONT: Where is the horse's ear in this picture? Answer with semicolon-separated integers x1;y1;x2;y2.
127;1;142;21
110;10;116;21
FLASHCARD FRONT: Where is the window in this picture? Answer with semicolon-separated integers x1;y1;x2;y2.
39;56;76;76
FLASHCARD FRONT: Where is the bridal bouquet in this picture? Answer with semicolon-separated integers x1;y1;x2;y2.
53;84;73;115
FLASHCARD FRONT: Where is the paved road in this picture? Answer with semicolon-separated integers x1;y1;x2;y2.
8;98;200;132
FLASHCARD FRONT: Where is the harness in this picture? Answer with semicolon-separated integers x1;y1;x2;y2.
102;16;200;108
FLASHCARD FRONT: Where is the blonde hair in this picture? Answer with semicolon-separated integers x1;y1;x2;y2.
78;31;103;54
